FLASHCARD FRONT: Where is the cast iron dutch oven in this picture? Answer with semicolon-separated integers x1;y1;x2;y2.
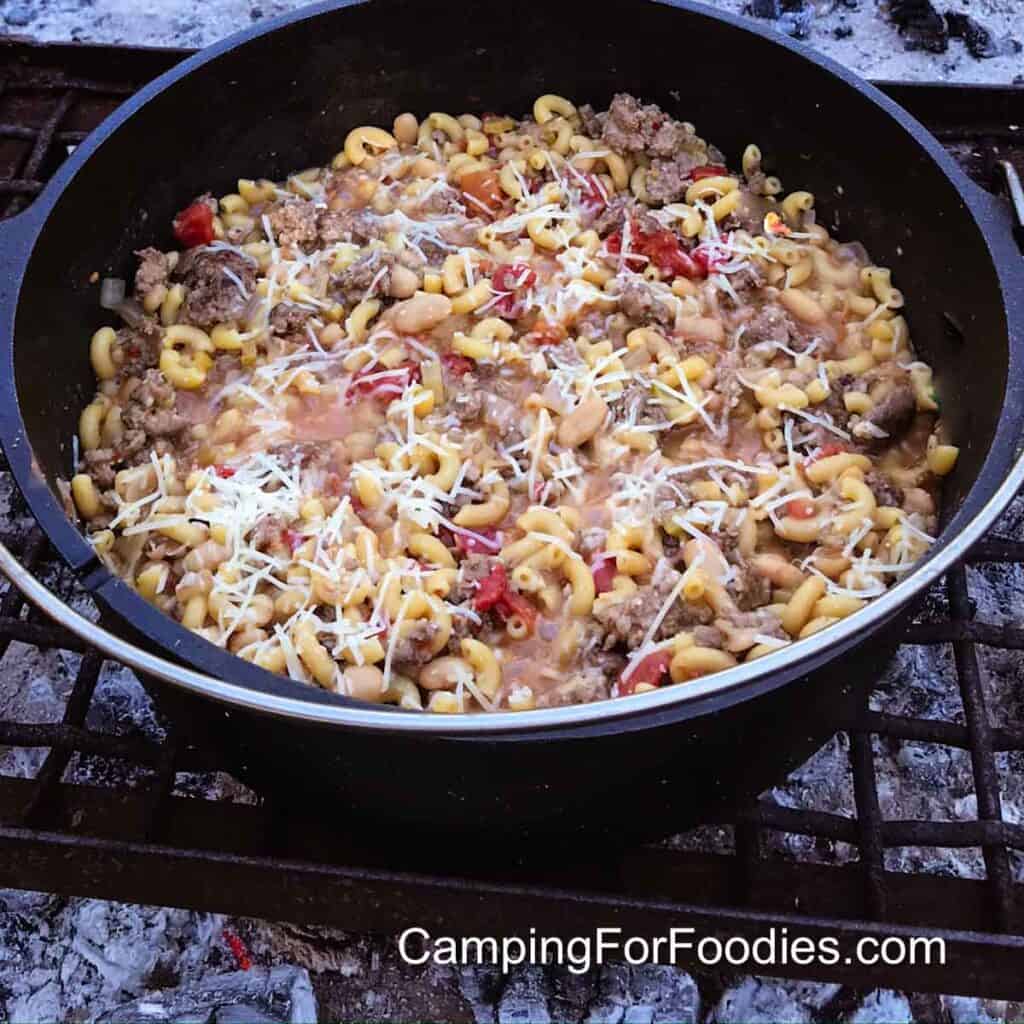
1;0;1022;842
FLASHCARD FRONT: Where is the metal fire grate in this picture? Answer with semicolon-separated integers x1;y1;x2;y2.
0;38;1023;1001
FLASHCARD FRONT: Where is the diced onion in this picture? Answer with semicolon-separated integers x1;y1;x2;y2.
99;277;126;310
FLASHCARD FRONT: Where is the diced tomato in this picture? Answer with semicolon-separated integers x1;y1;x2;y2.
474;562;509;611
283;529;305;554
492;263;537;294
690;245;723;276
591;554;617;595
442;352;475;377
620;650;672;696
691;164;728;181
473;562;537;632
347;360;421;402
525;319;566;347
811;442;847;461
642;230;702;279
461;168;505;217
604;230;645;272
491;262;538;318
455;527;499;556
786;498;816;519
213;465;235;479
577;172;608;213
172;201;215;248
607;221;704;279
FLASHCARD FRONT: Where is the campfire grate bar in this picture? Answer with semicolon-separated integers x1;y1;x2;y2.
0;39;1023;999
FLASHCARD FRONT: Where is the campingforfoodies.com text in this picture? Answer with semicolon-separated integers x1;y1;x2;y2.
397;926;946;975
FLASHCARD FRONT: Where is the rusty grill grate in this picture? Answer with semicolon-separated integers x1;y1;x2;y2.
0;39;1023;1001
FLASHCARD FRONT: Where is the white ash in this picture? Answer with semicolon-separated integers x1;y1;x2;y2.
848;989;913;1023
96;966;317;1024
4;0;1023;85
943;994;1006;1023
0;892;226;1022
706;975;840;1022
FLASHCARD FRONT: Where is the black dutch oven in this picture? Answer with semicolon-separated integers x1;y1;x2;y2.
1;0;1022;842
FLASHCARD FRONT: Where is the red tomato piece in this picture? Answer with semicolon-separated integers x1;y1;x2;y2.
608;222;704;279
811;442;847;462
786;498;817;519
690;246;722;276
491;262;538;318
577;172;608;212
474;562;510;612
620;650;672;696
604;230;646;272
461;168;505;216
213;465;236;479
525;319;566;346
172;201;215;248
348;360;421;402
283;529;305;554
691;164;728;180
473;563;537;632
442;352;475;377
591;554;617;595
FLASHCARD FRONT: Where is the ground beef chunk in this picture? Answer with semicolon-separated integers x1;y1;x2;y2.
447;373;486;424
267;442;335;473
728;559;773;611
133;247;170;300
121;368;189;442
578;103;602;138
480;392;519;435
588;194;661;236
593;562;713;650
115;320;162;378
316;207;383;246
590;195;630;235
718;534;773;611
618;278;674;327
81;409;168;488
864;470;904;509
82;448;120;489
537;669;611;708
741;304;815;351
453;554;500;602
715;609;785;652
393;620;441;667
862;382;916;441
177;249;255;328
645;152;704;205
266;199;318;250
692;624;725;648
333;251;393;303
251;515;287;552
579;527;608;560
599;94;721;207
416;184;465;216
602;93;694;159
269;302;314;344
617;381;668;428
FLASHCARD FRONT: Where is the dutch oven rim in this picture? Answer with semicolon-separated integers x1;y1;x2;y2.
0;0;1023;737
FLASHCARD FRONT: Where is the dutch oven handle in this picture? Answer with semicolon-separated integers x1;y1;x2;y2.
961;161;1024;309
